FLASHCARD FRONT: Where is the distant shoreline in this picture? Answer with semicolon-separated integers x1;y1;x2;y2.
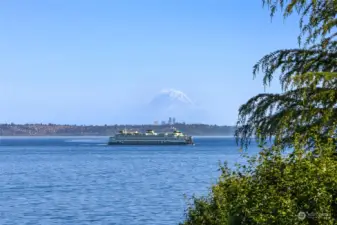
0;135;235;138
0;123;235;137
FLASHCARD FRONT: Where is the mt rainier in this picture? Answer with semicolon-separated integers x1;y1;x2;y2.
149;89;195;109
111;89;210;124
146;89;209;123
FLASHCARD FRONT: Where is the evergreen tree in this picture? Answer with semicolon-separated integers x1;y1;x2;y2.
236;0;337;151
181;1;337;224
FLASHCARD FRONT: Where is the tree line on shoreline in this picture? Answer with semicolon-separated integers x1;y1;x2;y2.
0;123;235;136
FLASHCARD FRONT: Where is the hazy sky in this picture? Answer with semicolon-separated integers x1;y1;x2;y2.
0;0;300;125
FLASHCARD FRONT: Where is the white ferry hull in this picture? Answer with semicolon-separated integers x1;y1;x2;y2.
107;140;192;145
107;129;194;145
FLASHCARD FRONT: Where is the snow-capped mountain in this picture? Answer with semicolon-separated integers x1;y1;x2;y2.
112;89;210;124
146;89;209;123
149;89;195;109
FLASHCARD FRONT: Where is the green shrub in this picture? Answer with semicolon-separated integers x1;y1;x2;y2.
180;141;337;225
180;1;337;224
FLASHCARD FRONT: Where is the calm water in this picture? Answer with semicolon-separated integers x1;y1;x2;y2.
0;136;259;225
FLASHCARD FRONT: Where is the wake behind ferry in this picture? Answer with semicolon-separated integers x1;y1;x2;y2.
108;128;194;145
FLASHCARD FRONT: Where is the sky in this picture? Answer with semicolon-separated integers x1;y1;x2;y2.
0;0;301;125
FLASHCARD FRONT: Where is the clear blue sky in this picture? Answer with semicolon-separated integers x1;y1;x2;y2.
0;0;300;125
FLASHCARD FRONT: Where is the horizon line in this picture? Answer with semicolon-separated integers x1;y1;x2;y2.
0;122;235;127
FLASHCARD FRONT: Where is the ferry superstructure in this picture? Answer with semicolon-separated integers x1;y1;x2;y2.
108;129;194;145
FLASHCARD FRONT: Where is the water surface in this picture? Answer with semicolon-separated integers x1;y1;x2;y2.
0;136;259;225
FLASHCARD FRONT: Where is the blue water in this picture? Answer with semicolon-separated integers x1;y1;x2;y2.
0;136;259;225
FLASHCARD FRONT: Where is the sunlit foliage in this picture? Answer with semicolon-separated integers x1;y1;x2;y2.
181;1;337;224
236;0;337;151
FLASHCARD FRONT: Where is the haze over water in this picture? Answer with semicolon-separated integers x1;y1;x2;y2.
0;137;259;225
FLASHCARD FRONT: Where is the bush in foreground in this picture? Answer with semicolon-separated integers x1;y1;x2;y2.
180;140;337;225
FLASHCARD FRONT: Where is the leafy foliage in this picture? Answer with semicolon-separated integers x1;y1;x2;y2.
236;72;337;151
180;1;337;225
180;139;337;225
263;0;337;46
236;0;337;151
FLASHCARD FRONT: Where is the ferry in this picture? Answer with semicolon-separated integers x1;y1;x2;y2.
108;128;194;145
